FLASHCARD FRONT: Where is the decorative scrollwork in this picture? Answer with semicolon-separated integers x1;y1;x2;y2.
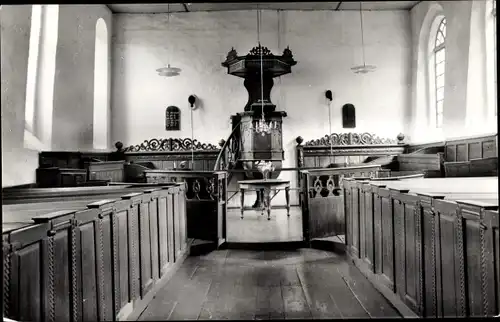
248;44;273;56
3;248;11;318
304;132;399;146
98;218;106;320
479;222;489;316
455;210;466;316
48;236;56;322
124;138;219;152
71;227;80;322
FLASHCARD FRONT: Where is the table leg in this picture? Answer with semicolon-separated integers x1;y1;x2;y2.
240;188;245;219
260;189;265;216
285;186;290;217
264;187;271;220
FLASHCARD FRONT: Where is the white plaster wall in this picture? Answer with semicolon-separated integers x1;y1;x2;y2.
1;5;113;187
52;5;112;151
1;5;39;187
409;0;497;143
112;10;412;206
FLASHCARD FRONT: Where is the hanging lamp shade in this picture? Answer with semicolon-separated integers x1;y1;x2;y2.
156;64;182;77
156;3;181;78
351;64;377;74
351;1;377;74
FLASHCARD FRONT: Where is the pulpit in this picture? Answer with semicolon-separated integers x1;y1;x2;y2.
222;44;297;207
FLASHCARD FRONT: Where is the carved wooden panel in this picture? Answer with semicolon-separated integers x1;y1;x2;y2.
373;186;385;275
380;189;395;291
363;186;374;271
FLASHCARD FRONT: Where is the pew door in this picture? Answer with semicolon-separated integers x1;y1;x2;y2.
301;172;345;241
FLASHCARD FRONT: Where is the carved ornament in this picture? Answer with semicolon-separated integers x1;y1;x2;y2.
124;138;219;152
302;132;399;146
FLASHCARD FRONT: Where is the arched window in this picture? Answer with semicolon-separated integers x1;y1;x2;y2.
92;18;109;150
432;17;446;128
25;5;42;134
24;5;59;149
486;0;496;117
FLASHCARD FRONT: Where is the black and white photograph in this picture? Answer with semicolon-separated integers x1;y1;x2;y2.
1;0;498;320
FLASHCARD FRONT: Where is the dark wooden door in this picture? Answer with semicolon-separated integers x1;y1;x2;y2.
301;171;345;241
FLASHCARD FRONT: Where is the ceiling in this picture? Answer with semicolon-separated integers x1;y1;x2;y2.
108;1;421;14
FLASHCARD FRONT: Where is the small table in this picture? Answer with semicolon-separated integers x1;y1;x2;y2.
238;179;291;220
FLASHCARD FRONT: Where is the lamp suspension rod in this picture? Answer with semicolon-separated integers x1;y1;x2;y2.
167;4;170;66
258;9;265;121
190;105;194;166
328;99;333;155
359;2;366;67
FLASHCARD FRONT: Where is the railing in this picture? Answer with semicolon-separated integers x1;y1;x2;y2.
213;121;241;175
2;184;188;322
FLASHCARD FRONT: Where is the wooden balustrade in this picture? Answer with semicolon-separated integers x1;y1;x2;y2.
2;183;188;322
344;177;499;318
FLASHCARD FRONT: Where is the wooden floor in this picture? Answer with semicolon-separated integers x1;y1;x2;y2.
138;249;401;320
226;207;303;243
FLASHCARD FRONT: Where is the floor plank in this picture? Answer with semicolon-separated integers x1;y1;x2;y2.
336;260;401;318
138;249;402;320
226;207;303;243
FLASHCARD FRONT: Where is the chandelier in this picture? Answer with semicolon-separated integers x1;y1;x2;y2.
351;2;377;74
250;9;277;135
157;4;182;77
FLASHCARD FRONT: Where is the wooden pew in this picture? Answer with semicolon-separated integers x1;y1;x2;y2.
396;153;444;177
2;184;176;205
84;160;125;182
344;176;499;318
2;183;189;322
144;170;228;246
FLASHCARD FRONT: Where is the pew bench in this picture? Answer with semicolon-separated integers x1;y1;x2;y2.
2;184;177;205
344;176;500;318
2;184;190;322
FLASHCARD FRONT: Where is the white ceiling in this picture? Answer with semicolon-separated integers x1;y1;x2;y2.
108;1;421;14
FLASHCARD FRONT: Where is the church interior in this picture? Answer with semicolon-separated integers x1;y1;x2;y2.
1;1;499;320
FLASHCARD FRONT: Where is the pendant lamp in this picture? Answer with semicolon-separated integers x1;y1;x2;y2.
351;2;377;74
157;4;182;77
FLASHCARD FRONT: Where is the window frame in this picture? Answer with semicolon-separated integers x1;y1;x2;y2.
25;4;43;135
433;17;446;129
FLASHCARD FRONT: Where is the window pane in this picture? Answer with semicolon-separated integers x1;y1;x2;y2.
436;74;445;88
442;25;446;38
435;48;445;63
436;113;443;128
436;100;444;114
437;33;444;45
437;87;444;101
436;61;445;75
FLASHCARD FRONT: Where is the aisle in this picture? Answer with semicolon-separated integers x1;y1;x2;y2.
226;206;303;243
138;248;401;320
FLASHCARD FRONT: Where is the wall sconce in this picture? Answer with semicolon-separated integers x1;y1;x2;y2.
188;95;198;110
325;90;333;102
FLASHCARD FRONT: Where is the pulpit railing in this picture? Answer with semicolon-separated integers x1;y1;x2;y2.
214;121;241;178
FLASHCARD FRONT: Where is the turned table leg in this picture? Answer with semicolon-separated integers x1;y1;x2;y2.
285;186;290;217
260;189;265;216
264;187;272;220
240;188;245;219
